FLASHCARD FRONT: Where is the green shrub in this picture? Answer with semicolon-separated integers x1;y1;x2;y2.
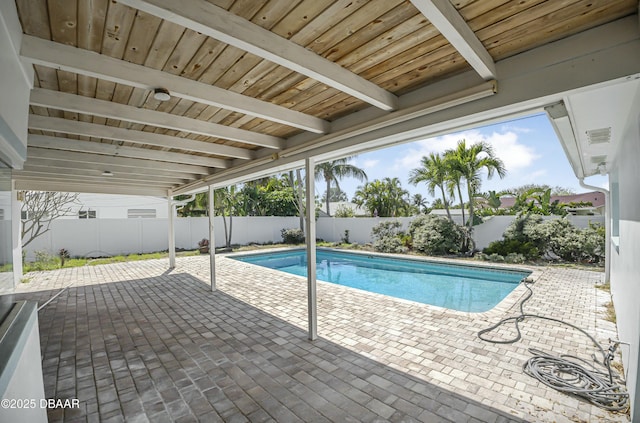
489;214;605;263
484;239;539;260
409;215;463;255
281;228;305;244
505;253;526;264
371;220;406;253
27;251;59;272
488;253;505;262
334;205;355;218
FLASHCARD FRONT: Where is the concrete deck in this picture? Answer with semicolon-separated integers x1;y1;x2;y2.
12;251;628;422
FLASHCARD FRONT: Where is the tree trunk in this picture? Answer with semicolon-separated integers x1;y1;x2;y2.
439;186;453;221
227;215;233;248
221;213;228;249
325;176;331;216
467;185;475;228
296;169;304;233
456;183;466;226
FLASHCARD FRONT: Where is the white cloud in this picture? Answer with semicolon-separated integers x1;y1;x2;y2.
361;159;380;169
529;169;548;179
394;129;540;175
484;131;540;172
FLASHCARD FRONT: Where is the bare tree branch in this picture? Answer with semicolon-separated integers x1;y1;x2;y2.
21;191;79;247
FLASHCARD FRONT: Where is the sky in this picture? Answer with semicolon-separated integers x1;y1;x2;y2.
327;112;608;203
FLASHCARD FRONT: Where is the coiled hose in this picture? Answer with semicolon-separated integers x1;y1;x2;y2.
477;278;629;412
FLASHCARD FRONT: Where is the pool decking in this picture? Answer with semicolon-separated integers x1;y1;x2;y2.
13;253;627;422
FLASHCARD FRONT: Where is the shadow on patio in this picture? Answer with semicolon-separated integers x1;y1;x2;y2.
17;272;527;423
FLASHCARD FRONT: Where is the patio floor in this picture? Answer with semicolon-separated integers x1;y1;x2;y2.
12;251;628;423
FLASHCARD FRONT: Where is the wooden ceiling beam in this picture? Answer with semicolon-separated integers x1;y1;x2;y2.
24;158;199;180
28;115;250;161
117;0;398;111
410;0;496;80
14;172;177;188
14;180;170;196
28;134;230;169
27;147;212;175
30;88;284;149
20;165;188;185
20;35;329;133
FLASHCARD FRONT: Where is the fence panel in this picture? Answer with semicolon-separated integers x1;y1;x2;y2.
22;214;605;260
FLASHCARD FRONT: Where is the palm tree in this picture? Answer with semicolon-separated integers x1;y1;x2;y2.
443;150;467;225
445;140;506;227
315;158;367;216
353;177;410;217
408;153;453;220
411;193;429;214
214;186;238;248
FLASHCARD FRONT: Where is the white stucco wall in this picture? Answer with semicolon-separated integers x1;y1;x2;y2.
609;125;640;421
60;194;170;219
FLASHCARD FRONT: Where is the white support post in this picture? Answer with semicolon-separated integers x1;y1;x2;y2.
167;190;176;269
305;158;317;341
208;185;216;291
11;180;22;287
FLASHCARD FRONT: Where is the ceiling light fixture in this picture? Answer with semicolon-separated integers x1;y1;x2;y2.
102;171;114;177
153;87;171;101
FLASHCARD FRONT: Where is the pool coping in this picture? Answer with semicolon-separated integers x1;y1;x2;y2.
225;246;544;319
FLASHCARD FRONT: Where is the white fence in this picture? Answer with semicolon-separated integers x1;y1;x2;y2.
23;215;604;260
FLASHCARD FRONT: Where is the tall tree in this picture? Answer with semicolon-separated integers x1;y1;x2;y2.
408;153;453;220
21;191;79;247
411;193;429;214
214;186;237;248
315;158;367;216
445;140;506;227
443;149;467;225
321;187;348;203
353;177;411;217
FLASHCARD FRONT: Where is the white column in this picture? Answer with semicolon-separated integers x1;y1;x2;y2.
305;158;317;340
167;190;176;268
208;185;216;291
11;181;22;287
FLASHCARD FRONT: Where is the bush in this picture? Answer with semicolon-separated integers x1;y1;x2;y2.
371;221;406;253
484;239;539;260
409;215;463;255
488;214;605;263
334;205;355;218
505;253;526;264
281;228;305;244
29;250;59;271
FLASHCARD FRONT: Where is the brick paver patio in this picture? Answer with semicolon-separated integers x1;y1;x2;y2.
13;250;628;422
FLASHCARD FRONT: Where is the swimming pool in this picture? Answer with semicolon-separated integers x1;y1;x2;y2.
232;249;530;312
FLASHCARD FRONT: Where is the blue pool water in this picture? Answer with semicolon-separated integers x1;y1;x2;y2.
232;249;530;312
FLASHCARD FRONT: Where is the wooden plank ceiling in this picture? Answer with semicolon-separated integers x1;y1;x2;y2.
13;0;637;196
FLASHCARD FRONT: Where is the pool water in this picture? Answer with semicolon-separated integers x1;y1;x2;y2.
233;249;530;312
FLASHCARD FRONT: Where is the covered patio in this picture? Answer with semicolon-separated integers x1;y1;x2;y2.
15;253;621;422
1;0;639;421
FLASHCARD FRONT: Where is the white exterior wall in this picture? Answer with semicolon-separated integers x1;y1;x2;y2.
0;1;32;168
60;194;170;219
609;131;640;420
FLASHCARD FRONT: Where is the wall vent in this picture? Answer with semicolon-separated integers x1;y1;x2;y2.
590;155;607;164
586;127;611;144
